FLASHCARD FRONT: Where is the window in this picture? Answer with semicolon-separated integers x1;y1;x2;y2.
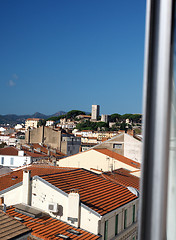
104;220;108;240
115;214;118;236
113;143;122;149
132;205;135;223
124;209;127;229
1;157;4;165
10;157;14;165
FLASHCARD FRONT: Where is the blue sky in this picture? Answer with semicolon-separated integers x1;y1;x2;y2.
0;0;146;115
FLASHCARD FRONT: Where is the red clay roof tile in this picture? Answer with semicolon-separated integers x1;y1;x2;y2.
0;165;76;192
6;206;99;240
40;168;137;215
101;168;140;190
0;147;18;156
94;148;141;169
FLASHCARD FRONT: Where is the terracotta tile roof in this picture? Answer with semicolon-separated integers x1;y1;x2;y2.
0;146;48;158
26;118;41;121
31;143;65;157
22;147;48;158
40;168;137;215
0;209;31;239
0;147;19;156
0;165;76;192
94;148;141;169
6;206;99;240
101;168;140;191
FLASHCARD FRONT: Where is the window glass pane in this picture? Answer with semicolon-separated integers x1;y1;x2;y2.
124;209;127;229
104;220;108;240
133;205;135;223
1;157;4;165
115;214;118;235
10;157;14;165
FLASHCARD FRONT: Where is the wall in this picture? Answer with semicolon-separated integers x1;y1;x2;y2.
25;127;62;150
25;127;43;144
95;134;142;162
123;134;142;162
44;127;61;149
0;155;31;168
1;184;23;206
31;177;101;235
58;149;138;172
100;199;139;240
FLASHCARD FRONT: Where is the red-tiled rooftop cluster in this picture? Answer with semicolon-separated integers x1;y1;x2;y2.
6;206;99;240
40;168;137;215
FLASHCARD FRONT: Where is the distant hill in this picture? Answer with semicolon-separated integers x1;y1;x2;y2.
49;111;66;117
0;111;66;126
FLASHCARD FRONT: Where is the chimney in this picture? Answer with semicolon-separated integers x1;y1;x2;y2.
68;189;80;228
18;150;24;156
30;146;34;153
0;196;4;205
22;170;31;205
0;197;6;212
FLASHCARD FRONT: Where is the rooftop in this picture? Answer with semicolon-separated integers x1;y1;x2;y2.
94;148;141;169
6;205;99;240
0;164;76;192
0;209;31;239
101;168;140;191
0;146;48;158
40;168;137;215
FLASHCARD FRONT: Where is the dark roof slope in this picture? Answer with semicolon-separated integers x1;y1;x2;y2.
40;168;137;215
0;209;31;239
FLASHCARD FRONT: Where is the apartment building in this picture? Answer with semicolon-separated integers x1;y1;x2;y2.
25;118;41;130
0;166;139;239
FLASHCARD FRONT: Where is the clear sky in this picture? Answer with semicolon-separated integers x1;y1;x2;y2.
0;0;146;116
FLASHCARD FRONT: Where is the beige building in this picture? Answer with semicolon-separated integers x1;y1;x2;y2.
58;148;140;177
25;118;41;130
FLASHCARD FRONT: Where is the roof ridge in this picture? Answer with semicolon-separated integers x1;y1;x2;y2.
38;167;80;177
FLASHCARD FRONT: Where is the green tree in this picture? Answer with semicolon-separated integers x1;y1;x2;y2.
66;110;85;119
110;113;121;122
0;142;7;148
37;119;46;127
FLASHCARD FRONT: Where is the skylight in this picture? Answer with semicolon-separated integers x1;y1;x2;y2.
67;229;82;235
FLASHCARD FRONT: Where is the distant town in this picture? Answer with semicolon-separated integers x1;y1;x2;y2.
0;105;142;240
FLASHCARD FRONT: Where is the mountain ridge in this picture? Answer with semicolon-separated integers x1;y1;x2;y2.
0;111;66;125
